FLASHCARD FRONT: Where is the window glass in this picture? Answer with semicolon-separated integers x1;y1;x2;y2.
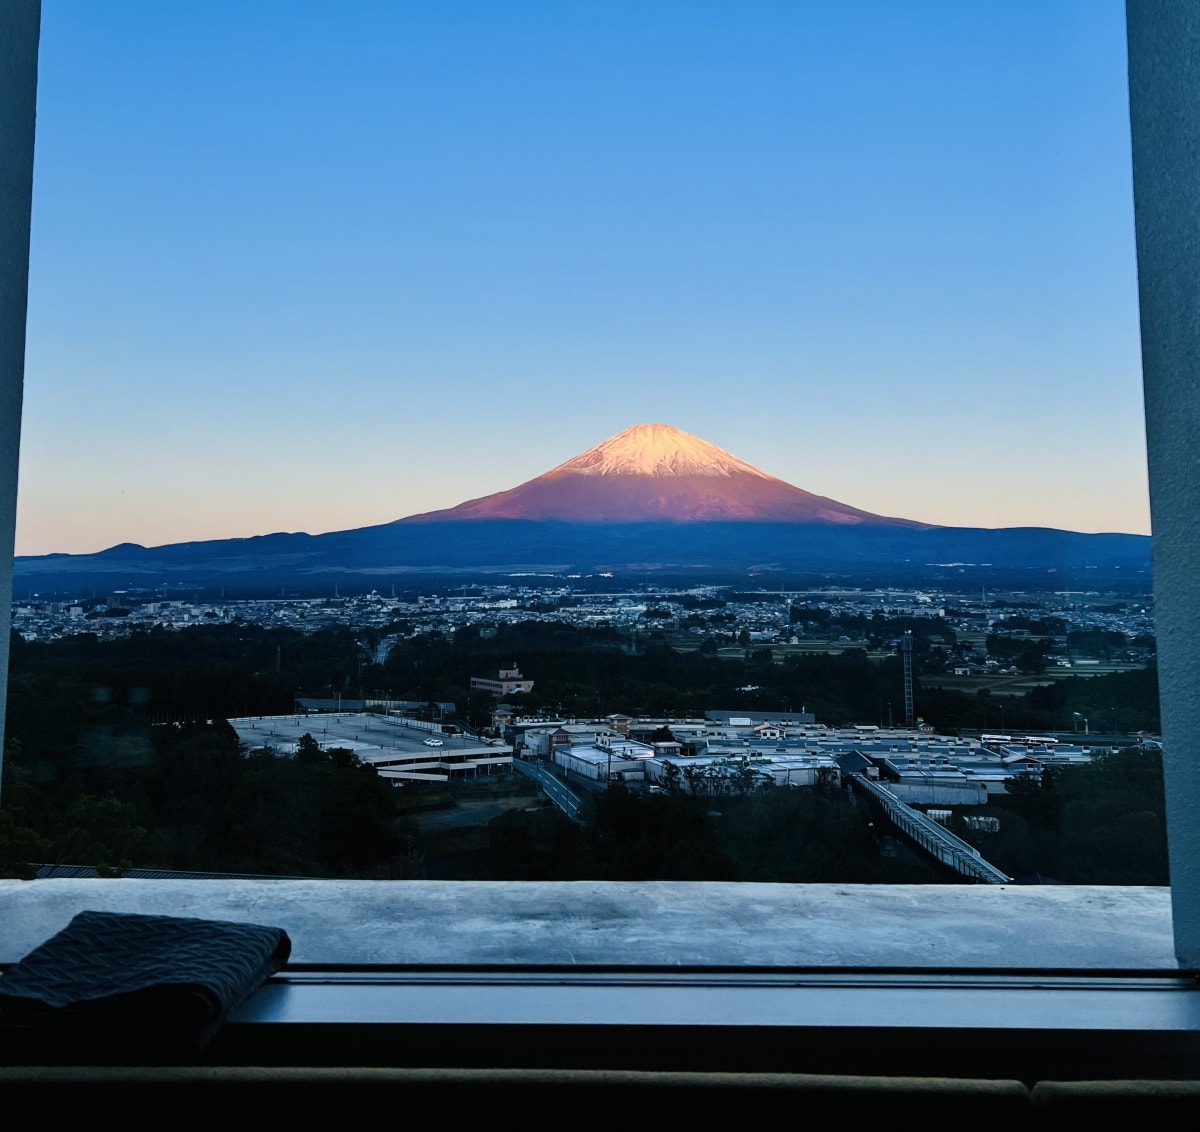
3;3;1165;958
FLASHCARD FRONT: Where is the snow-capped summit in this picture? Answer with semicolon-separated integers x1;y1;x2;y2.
549;423;773;480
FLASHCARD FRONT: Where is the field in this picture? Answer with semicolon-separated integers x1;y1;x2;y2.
670;634;1146;698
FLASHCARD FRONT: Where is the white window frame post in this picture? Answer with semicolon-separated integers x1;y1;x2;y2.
1128;0;1200;966
0;0;41;806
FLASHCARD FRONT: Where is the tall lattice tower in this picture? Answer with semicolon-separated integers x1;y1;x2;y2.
901;631;914;727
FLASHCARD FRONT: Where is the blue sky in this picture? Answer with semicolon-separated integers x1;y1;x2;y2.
16;0;1147;555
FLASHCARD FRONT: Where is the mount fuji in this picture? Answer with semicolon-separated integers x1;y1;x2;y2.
403;424;927;527
14;424;1150;590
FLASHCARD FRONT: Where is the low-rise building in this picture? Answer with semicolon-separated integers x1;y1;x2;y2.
230;711;513;783
470;665;535;696
522;724;616;760
873;754;989;806
554;738;654;782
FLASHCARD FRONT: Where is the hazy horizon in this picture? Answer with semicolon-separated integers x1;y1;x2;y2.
17;1;1148;556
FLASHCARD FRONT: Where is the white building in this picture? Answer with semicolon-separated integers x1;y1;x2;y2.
553;737;655;782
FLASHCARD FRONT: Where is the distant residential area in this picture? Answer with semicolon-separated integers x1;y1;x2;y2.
11;580;1155;672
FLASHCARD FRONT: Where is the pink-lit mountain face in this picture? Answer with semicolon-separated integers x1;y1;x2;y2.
402;424;932;527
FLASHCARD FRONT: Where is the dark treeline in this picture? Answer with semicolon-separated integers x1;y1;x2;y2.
916;665;1160;735
6;620;1161;735
489;782;942;883
951;750;1169;884
7;624;335;723
3;627;423;877
1022;668;1160;733
1;719;419;880
489;754;1169;887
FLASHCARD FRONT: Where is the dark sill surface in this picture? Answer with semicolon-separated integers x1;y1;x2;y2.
240;969;1200;1030
211;968;1200;1081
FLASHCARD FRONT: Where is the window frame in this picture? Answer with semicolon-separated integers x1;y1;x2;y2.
1125;0;1200;968
1;7;1199;1077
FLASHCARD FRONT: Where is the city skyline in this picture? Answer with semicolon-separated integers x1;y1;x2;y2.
16;1;1147;556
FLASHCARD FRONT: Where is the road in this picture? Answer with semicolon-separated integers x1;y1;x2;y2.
513;760;585;823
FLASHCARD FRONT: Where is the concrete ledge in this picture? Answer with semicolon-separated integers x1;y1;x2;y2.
0;880;1177;968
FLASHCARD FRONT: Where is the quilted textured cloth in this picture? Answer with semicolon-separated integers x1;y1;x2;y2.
0;910;290;1058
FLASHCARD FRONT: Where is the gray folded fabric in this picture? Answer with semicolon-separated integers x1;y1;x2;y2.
0;909;291;1060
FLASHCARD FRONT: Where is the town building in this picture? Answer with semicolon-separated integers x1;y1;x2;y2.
470;664;535;696
553;737;655;782
230;712;513;784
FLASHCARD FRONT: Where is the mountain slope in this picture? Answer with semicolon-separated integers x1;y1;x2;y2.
402;423;929;526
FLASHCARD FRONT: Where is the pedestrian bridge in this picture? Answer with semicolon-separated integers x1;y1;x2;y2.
514;759;585;823
852;774;1010;884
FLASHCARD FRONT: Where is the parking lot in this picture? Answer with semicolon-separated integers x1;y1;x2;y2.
230;712;491;762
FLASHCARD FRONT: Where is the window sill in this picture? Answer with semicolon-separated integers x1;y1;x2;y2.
0;880;1195;1080
0;879;1177;968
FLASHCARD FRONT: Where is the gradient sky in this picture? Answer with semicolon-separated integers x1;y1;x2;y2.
16;0;1147;556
